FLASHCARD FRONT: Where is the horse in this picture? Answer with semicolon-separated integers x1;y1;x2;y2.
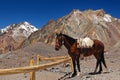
55;33;108;77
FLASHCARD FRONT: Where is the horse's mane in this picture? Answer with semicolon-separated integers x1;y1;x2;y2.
62;34;76;45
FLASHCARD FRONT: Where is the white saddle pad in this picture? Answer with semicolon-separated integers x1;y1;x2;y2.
77;37;94;48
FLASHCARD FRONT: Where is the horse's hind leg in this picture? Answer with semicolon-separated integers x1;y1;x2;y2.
98;60;102;73
94;58;102;73
94;59;99;73
98;52;108;73
94;53;103;73
101;52;107;69
101;52;109;72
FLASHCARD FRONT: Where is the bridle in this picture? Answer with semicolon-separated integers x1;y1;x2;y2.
55;33;64;50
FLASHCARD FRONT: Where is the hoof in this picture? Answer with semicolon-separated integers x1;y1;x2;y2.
77;72;82;76
98;71;102;74
71;73;77;77
77;72;84;77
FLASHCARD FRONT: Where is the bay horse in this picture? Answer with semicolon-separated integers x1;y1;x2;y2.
55;33;108;77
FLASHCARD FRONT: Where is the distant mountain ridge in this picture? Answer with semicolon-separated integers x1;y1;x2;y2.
0;9;120;54
0;21;38;53
21;9;120;50
0;21;38;37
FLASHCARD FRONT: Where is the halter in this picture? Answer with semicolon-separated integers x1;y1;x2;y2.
55;33;64;50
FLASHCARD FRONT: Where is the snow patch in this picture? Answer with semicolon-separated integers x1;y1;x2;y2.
22;21;30;25
103;14;112;22
1;25;12;33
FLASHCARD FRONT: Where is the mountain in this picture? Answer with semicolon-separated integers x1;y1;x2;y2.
21;9;120;50
0;21;38;37
0;21;38;54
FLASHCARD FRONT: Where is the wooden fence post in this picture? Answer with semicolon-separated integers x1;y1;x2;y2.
37;55;41;65
30;59;35;80
63;56;68;67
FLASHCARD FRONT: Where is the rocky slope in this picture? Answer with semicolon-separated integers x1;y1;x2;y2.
22;9;120;50
0;21;38;54
0;42;120;80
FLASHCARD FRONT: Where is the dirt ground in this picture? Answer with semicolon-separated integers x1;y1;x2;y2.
0;42;120;80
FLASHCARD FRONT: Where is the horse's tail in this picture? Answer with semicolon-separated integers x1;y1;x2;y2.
101;51;107;69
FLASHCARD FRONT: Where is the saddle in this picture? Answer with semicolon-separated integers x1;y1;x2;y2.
77;37;94;60
77;37;94;48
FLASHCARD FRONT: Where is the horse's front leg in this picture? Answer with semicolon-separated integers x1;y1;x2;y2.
76;57;81;76
71;58;77;77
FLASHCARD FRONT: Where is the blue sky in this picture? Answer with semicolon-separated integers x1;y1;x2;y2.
0;0;120;29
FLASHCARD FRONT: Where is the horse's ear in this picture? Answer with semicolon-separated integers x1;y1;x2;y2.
59;32;63;35
56;32;62;36
60;32;62;35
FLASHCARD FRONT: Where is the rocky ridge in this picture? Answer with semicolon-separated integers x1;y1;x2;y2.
22;9;120;50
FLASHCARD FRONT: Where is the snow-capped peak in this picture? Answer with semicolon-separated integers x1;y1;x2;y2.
18;21;38;33
22;21;30;25
0;21;38;39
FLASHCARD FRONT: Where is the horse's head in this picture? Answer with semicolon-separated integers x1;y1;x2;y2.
55;33;64;51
